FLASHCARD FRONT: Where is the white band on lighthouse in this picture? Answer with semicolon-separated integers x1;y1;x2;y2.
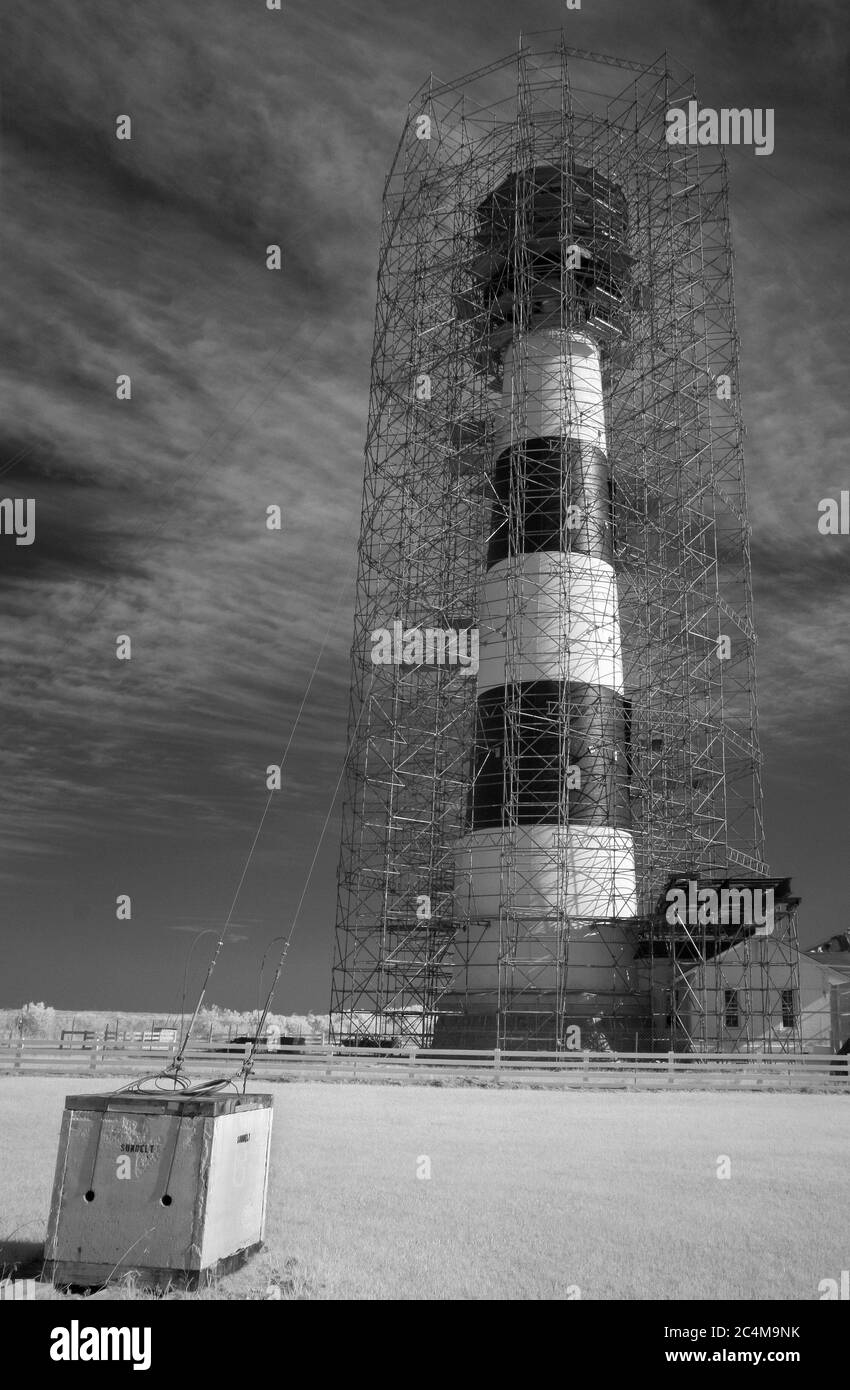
455;825;638;920
494;329;608;452
476;552;625;693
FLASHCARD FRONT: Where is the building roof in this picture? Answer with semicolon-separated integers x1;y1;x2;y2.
680;936;850;981
803;933;850;974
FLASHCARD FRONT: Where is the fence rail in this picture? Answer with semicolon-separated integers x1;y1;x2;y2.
0;1040;847;1089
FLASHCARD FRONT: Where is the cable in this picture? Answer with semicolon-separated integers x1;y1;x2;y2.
163;565;356;1082
239;677;373;1090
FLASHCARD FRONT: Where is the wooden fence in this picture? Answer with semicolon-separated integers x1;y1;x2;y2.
0;1040;847;1090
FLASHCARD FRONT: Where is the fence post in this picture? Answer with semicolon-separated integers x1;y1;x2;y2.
89;1038;100;1073
14;1038;23;1071
493;1046;501;1082
667;1051;675;1084
582;1050;590;1085
408;1044;417;1074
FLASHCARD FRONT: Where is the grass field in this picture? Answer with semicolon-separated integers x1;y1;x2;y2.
1;1077;847;1300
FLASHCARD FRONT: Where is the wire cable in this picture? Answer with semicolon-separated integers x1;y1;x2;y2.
163;565;356;1082
239;677;372;1089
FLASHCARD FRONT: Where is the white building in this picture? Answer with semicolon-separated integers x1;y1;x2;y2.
678;931;850;1053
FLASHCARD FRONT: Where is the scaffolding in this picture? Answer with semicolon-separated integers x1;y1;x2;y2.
330;36;801;1052
642;875;803;1052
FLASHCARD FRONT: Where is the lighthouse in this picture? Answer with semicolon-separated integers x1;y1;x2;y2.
450;164;639;1046
331;44;780;1056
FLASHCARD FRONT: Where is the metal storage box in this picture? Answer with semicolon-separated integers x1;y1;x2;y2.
44;1090;273;1289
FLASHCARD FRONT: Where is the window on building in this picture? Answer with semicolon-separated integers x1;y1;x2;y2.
724;988;739;1029
781;988;796;1030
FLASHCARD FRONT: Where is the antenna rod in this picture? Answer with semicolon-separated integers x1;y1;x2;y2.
171;934;226;1074
240;939;291;1089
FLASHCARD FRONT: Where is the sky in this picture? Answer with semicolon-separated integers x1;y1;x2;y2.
0;0;848;1013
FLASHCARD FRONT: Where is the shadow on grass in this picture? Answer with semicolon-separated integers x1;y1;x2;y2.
0;1236;43;1281
2;1238;318;1301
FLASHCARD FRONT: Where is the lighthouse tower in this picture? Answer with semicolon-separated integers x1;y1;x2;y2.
330;43;780;1056
448;165;639;1048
